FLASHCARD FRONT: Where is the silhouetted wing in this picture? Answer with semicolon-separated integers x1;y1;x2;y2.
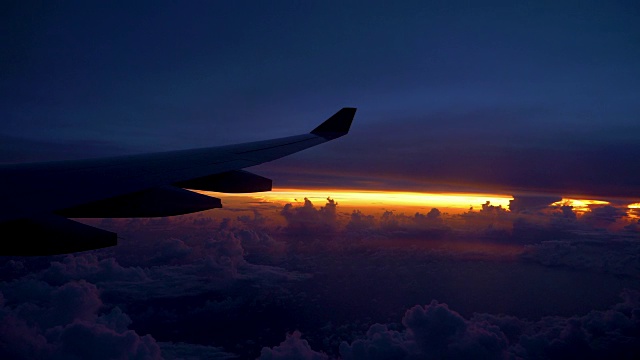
0;107;356;255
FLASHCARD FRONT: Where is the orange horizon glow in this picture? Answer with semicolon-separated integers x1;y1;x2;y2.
551;198;611;213
217;188;514;213
629;203;640;219
199;188;636;217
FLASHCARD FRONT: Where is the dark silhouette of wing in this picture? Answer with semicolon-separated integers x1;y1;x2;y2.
0;108;356;255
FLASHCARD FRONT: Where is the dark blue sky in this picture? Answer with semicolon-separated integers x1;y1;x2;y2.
2;0;639;197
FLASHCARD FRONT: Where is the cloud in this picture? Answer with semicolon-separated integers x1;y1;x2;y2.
280;198;339;234
159;342;237;359
49;320;161;360
320;291;640;359
414;208;443;224
40;254;149;286
237;209;268;228
508;290;640;359
339;300;509;360
345;208;450;240
259;331;328;360
625;219;640;232
345;210;376;233
0;280;162;360
581;205;628;229
339;324;409;360
2;198;638;359
509;195;562;213
521;240;640;278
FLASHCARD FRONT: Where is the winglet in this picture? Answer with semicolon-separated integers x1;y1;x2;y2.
311;107;357;140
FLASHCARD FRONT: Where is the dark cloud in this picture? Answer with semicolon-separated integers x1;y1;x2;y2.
49;320;162;360
280;291;640;360
144;238;193;265
521;239;640;278
159;342;236;359
509;195;562;213
582;205;628;229
237;209;268;228
259;331;328;360
40;254;148;286
339;300;509;360
415;208;443;223
511;290;640;359
275;195;637;253
406;301;508;360
280;198;339;235
373;209;451;239
345;210;376;233
0;280;162;360
558;205;577;221
2;197;639;358
625;219;640;232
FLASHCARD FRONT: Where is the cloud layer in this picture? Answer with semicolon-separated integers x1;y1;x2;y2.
1;196;638;358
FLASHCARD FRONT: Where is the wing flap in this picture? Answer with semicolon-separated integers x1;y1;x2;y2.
57;186;222;218
0;215;116;256
175;170;272;193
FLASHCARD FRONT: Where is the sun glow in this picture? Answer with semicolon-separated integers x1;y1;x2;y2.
242;188;513;213
198;189;640;218
629;203;640;219
551;198;611;213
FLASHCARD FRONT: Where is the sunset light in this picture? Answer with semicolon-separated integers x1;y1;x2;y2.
227;188;514;213
551;198;611;213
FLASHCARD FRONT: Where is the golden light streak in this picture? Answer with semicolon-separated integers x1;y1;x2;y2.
629;203;640;220
225;188;513;213
551;198;610;213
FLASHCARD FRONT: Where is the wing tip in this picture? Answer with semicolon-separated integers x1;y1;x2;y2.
310;107;357;140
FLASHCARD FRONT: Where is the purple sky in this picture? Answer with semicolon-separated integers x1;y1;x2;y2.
2;0;639;198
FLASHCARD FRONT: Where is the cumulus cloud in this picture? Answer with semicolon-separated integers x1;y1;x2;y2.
0;280;161;360
2;195;638;359
259;331;328;360
414;208;443;224
280;198;339;234
48;320;161;360
345;208;450;240
159;342;236;359
286;291;640;360
521;240;640;277
625;219;640;232
339;301;509;360
340;323;409;360
345;210;376;233
509;195;562;213
581;205;628;229
237;209;268;228
40;254;148;286
508;289;640;359
145;238;193;265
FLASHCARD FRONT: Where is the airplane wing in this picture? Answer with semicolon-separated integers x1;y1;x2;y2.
0;107;357;256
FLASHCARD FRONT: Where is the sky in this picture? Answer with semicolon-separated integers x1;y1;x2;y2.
2;0;639;198
1;1;640;359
